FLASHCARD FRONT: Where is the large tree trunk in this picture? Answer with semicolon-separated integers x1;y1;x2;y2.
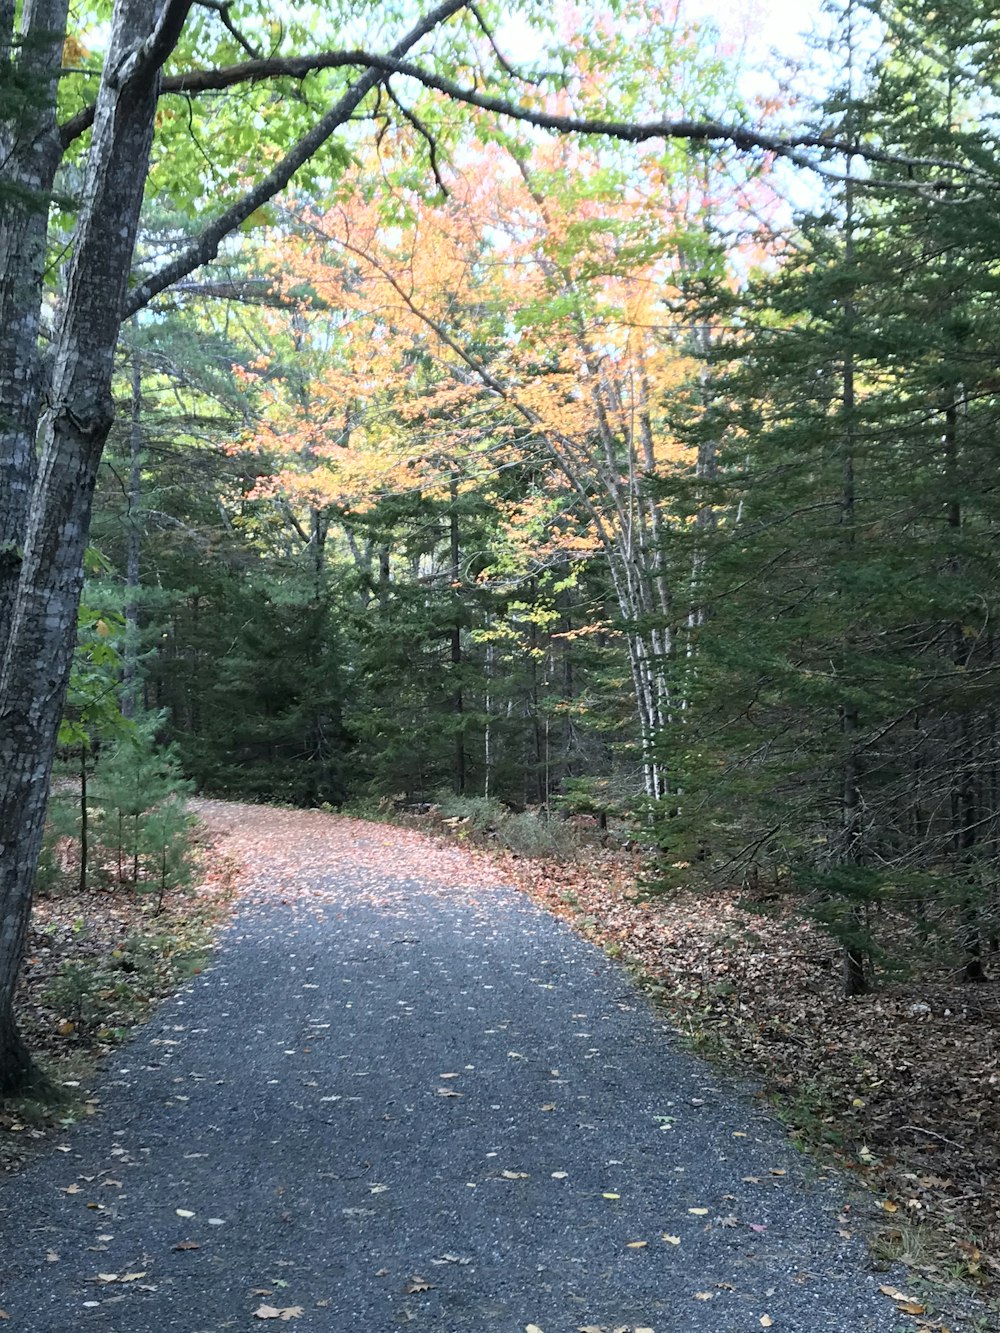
0;0;191;1093
0;0;69;645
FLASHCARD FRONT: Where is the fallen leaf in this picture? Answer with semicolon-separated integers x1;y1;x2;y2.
253;1306;304;1321
881;1200;898;1213
46;1251;60;1262
760;1317;774;1328
501;1170;529;1180
897;1302;925;1316
551;1172;568;1179
63;1183;81;1194
662;1234;681;1245
769;1169;786;1177
404;1278;432;1294
172;1240;200;1251
879;1286;910;1302
602;1192;620;1200
437;1088;463;1098
694;1291;714;1300
525;1326;544;1333
688;1208;708;1216
175;1208;195;1218
540;1103;556;1112
626;1240;648;1249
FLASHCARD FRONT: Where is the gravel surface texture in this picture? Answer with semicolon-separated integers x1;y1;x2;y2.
0;801;909;1332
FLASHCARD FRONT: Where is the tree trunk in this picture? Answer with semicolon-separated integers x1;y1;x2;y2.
121;354;143;719
449;474;466;794
0;0;69;646
838;124;867;998
0;0;190;1092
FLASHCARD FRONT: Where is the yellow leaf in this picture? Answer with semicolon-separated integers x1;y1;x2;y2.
602;1192;620;1200
662;1234;681;1245
694;1291;714;1300
62;34;92;63
760;1318;774;1328
626;1240;648;1248
526;1325;544;1333
896;1302;925;1316
688;1207;708;1215
881;1200;898;1213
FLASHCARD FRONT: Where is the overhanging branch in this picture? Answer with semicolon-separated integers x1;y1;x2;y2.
122;0;469;318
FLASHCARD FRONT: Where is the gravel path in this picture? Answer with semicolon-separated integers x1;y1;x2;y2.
0;801;910;1332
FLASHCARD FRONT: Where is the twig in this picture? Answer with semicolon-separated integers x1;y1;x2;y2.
900;1124;964;1151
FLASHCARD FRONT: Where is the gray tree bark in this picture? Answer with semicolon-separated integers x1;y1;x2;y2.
0;0;192;1091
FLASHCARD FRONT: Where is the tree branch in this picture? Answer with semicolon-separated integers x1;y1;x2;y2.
384;80;448;196
63;44;995;187
122;0;470;318
196;0;264;61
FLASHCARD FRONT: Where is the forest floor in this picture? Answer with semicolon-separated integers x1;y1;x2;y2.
0;825;236;1170
0;800;996;1331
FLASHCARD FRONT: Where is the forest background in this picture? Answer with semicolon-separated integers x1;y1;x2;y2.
2;0;1000;1287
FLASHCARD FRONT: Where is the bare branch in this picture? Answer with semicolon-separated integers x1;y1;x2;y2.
384;81;448;196
466;2;553;86
196;0;263;60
